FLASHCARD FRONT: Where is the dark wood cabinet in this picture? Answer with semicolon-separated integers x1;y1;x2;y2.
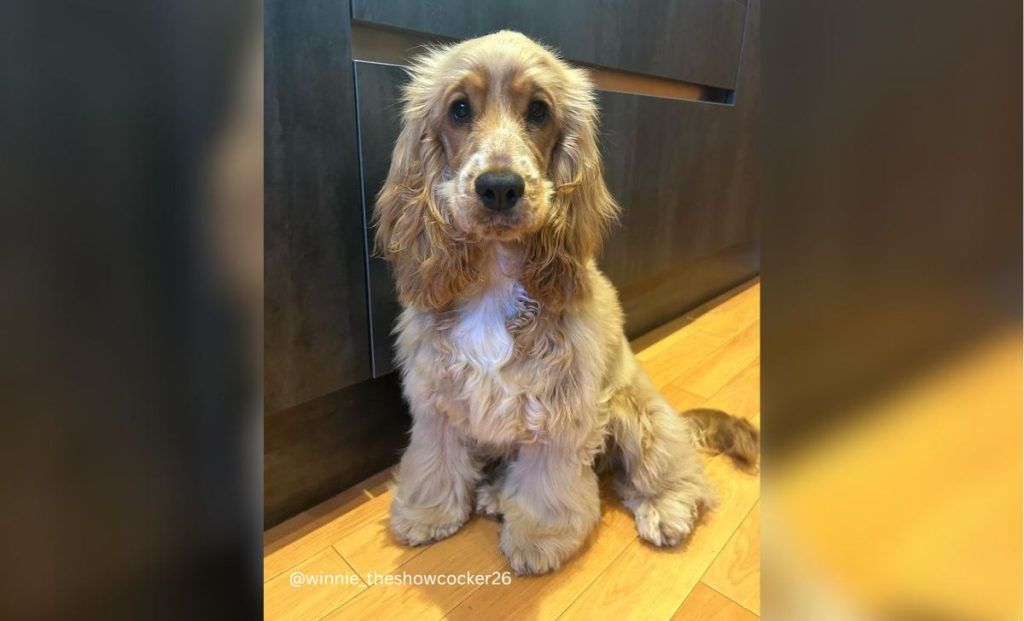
265;0;371;414
265;0;760;526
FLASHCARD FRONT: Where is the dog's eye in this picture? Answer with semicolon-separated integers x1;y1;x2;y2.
526;100;549;125
450;100;471;123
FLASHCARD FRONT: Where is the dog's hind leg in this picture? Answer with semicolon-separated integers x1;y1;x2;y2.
608;371;717;547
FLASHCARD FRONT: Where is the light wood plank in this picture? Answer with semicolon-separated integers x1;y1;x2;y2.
265;492;391;580
559;453;761;621
699;359;760;422
683;281;758;322
331;491;428;579
660;383;709;413
684;284;760;339
325;517;507;620
702;503;761;615
447;499;637;621
670;582;759;621
661;357;760;423
668;322;759;398
264;547;366;621
640;328;729;390
631;280;756;358
631;314;697;359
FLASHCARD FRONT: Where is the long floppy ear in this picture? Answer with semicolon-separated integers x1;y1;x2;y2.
521;67;620;311
372;60;480;311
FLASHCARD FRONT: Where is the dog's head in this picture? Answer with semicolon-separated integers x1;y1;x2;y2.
375;31;619;311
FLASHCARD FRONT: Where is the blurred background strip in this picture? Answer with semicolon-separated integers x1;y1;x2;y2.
761;1;1021;619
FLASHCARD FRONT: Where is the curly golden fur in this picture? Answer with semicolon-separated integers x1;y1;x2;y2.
375;31;758;575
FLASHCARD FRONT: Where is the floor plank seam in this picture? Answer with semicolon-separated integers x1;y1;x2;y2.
698;579;759;617
311;548;371;621
265;545;335;584
264;505;393;583
695;501;759;615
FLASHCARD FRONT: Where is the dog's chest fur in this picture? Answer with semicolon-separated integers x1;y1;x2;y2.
450;270;522;371
409;250;567;448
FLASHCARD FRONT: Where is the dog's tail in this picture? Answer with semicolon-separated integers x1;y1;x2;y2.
682;408;760;471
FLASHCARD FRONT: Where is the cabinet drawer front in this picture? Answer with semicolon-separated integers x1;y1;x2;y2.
351;0;747;90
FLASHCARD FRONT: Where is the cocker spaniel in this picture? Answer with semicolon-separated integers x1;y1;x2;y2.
374;31;758;575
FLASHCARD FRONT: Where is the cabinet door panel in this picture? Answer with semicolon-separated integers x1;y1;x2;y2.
265;0;371;412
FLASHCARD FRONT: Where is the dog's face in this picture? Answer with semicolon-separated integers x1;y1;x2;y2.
432;42;563;240
375;31;619;310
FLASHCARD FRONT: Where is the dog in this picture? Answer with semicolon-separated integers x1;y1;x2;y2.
374;31;758;575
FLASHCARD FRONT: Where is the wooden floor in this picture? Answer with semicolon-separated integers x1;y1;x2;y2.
264;280;761;621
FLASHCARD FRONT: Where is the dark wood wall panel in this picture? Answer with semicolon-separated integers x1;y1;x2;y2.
351;0;748;89
264;374;409;528
265;0;371;413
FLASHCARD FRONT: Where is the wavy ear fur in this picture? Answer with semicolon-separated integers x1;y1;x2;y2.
521;66;620;311
372;49;481;311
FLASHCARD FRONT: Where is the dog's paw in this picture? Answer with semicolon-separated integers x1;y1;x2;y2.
390;503;467;546
475;482;503;520
390;513;465;546
499;518;590;575
500;531;566;575
632;495;699;548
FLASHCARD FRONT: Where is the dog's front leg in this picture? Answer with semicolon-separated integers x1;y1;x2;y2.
390;407;481;546
499;442;601;575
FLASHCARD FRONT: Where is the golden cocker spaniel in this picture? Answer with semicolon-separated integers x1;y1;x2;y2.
374;31;757;575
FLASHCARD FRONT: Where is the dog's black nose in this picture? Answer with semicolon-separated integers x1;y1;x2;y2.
475;171;524;212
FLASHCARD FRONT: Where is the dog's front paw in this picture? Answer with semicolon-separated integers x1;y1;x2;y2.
499;526;575;575
390;501;468;546
632;495;700;547
500;535;563;575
